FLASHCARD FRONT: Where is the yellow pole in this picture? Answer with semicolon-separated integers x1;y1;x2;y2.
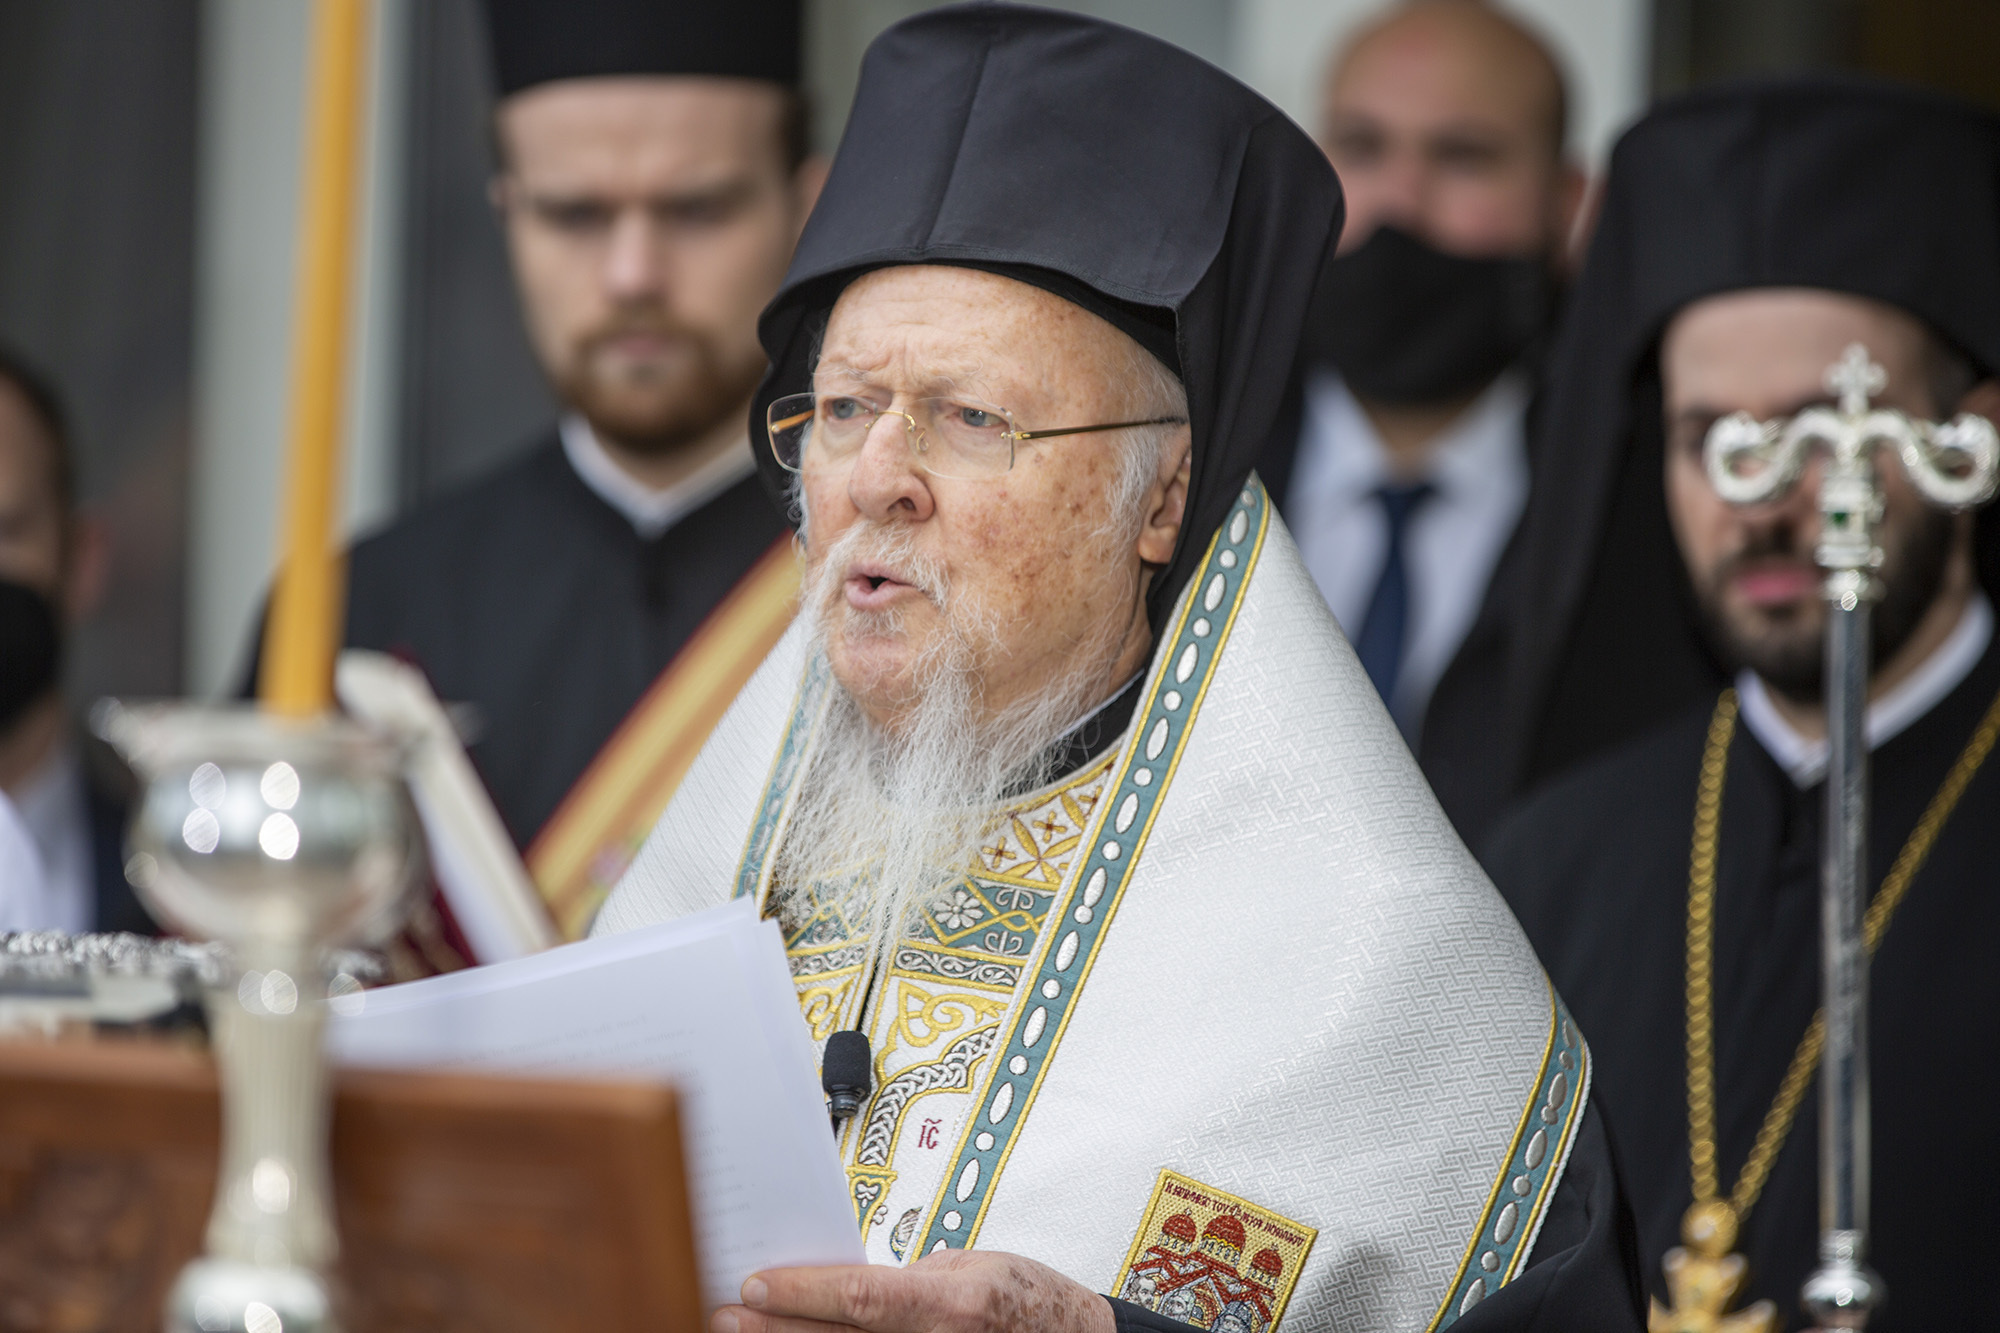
260;0;372;716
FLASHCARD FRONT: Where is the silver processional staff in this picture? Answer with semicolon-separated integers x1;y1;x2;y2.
1702;343;1999;1330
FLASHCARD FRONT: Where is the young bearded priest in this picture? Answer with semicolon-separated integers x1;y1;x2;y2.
1484;80;2000;1329
595;7;1644;1332
262;0;827;943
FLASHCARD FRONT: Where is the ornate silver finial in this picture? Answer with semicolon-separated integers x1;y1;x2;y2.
1825;343;1887;418
1703;342;2000;598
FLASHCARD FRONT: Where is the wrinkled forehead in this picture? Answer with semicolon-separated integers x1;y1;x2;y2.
815;265;1142;407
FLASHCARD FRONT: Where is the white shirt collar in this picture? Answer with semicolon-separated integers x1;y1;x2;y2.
1301;369;1530;500
1289;370;1532;734
0;790;46;933
559;413;758;541
1737;592;1994;787
5;739;91;933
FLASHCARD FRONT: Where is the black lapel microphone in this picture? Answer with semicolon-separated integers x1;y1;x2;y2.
822;1029;873;1134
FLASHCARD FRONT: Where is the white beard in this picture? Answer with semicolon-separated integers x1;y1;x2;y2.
771;519;1127;1003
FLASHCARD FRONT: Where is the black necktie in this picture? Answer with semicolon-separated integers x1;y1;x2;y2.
1353;482;1435;718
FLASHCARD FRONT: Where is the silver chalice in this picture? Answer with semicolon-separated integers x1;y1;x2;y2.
101;702;424;1333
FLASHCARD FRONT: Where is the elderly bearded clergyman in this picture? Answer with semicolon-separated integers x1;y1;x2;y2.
594;8;1643;1332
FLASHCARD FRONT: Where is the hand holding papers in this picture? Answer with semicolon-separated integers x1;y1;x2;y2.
325;898;863;1310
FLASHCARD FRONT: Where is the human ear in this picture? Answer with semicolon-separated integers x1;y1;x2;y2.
1134;432;1191;566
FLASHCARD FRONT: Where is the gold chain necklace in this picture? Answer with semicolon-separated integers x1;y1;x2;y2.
1652;684;2000;1332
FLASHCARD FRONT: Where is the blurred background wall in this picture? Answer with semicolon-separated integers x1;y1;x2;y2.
0;0;1993;704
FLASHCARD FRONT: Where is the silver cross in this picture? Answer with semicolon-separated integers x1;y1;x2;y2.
1703;342;2000;604
1700;342;2000;1333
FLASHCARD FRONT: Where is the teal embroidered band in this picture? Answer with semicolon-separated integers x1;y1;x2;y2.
1430;986;1591;1328
734;656;829;901
917;478;1273;1255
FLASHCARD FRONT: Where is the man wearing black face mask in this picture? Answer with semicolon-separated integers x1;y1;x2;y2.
1261;0;1583;752
0;345;152;935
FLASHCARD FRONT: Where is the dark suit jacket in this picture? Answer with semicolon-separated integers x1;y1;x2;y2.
78;729;156;934
1253;363;1542;846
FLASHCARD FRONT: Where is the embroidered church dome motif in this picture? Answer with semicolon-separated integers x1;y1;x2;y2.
1202;1214;1247;1263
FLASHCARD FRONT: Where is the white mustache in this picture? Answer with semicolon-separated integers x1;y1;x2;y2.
812;523;951;607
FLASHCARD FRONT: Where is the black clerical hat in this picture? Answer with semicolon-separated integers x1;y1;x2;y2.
750;2;1342;625
1425;76;2000;833
481;0;803;96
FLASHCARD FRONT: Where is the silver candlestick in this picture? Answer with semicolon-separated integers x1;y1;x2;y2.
101;703;423;1333
1703;344;1999;1329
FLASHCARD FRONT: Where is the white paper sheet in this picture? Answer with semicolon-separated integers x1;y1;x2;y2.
325;898;863;1309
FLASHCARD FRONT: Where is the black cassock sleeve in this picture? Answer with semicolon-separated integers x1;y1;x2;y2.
1103;1102;1643;1333
1451;1102;1645;1332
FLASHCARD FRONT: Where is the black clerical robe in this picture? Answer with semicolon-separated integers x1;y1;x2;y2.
343;434;787;848
1485;636;2000;1329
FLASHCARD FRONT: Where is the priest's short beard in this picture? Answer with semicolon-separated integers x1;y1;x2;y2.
770;518;1128;997
1697;505;1955;703
556;315;767;456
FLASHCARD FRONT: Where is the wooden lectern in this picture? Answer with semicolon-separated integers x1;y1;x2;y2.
0;1039;703;1332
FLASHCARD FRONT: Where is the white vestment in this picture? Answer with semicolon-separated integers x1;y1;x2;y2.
596;480;1588;1331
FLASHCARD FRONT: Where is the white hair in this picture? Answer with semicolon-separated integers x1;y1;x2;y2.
770;338;1184;1019
1099;343;1189;545
770;519;1127;1013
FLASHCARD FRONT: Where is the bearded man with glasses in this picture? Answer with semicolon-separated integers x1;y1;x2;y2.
595;8;1642;1332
